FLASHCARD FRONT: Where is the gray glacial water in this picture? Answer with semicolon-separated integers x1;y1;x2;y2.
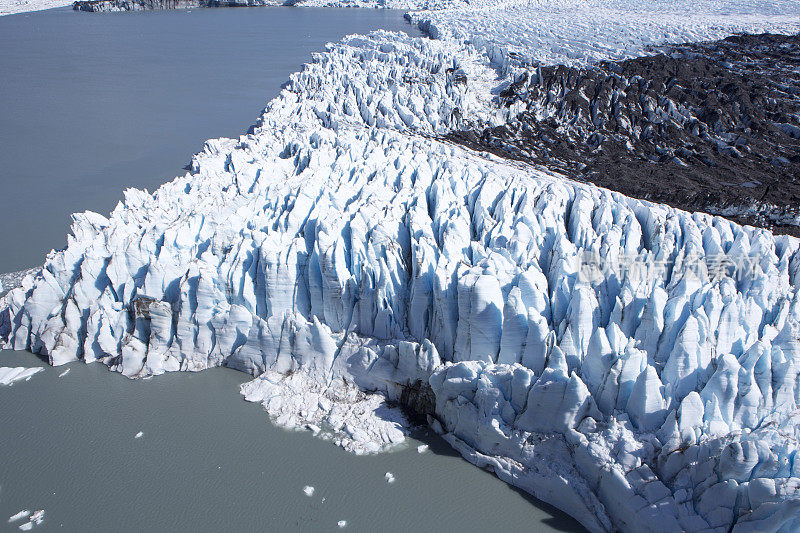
0;349;581;532
0;6;581;532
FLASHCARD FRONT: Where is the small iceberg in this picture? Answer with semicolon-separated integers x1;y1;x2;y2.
8;511;29;523
0;368;42;386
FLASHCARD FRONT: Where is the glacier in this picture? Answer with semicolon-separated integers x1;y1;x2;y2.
3;0;800;531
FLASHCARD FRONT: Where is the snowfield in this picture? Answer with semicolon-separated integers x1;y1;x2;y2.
0;0;70;16
3;0;800;531
408;0;800;67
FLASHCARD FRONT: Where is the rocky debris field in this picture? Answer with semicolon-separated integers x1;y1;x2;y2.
448;33;800;235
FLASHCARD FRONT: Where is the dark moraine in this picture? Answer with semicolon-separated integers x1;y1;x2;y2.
448;33;800;235
73;0;270;12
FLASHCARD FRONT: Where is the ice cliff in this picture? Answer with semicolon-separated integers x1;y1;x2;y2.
3;1;800;531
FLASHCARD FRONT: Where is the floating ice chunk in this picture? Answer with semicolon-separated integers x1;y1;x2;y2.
417;444;429;453
384;472;395;483
303;486;314;497
0;368;42;386
8;511;29;523
58;368;70;378
337;520;347;528
16;510;43;533
134;431;143;439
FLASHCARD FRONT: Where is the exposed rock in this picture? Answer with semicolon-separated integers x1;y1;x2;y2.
448;33;800;235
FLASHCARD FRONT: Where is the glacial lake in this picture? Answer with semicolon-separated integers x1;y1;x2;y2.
0;6;582;532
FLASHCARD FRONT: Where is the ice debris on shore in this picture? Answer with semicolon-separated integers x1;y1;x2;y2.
2;0;800;531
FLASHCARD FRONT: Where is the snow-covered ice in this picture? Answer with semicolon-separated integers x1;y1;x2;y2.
0;0;71;16
408;0;800;68
0;367;42;386
2;0;800;530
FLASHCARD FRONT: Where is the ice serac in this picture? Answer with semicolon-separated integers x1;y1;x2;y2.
2;1;800;532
